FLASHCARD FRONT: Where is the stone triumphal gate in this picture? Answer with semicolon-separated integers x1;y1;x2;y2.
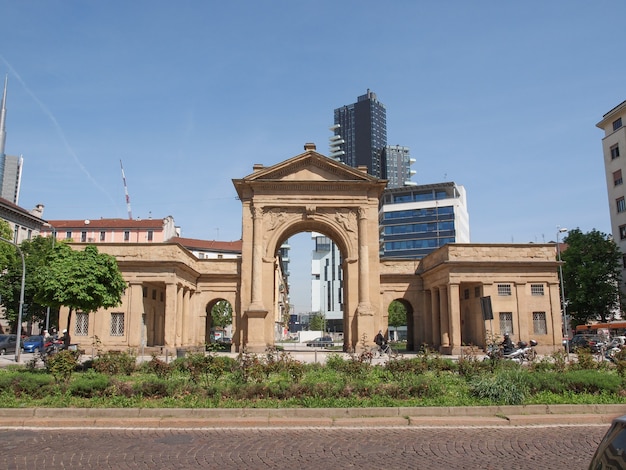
60;144;563;355
233;143;388;352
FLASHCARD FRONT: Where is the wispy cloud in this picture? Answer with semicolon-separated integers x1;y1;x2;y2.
0;55;117;207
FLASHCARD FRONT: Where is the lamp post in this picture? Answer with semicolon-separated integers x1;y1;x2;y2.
0;237;25;363
557;227;569;358
43;224;56;331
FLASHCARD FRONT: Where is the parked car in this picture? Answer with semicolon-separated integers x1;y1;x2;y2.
22;335;45;353
306;336;333;348
568;334;605;352
0;334;17;355
609;336;626;349
588;414;626;469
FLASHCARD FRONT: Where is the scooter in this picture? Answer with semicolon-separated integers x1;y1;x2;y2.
484;340;538;363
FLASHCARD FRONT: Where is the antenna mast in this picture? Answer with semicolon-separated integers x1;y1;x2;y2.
120;160;133;220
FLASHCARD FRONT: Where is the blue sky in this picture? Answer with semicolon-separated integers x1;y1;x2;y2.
1;1;624;313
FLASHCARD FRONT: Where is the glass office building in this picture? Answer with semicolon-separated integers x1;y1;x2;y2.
379;182;470;259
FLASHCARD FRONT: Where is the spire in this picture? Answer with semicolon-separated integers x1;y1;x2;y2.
0;74;7;157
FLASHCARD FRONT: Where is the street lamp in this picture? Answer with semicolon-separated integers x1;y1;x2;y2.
557;227;569;358
43;223;56;331
0;237;25;363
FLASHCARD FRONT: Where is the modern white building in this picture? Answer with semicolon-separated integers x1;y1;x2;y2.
597;100;626;293
310;232;343;333
379;182;470;259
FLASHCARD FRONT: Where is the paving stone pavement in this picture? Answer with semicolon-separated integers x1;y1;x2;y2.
0;425;609;469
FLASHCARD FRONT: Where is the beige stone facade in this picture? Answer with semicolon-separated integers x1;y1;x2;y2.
58;147;563;355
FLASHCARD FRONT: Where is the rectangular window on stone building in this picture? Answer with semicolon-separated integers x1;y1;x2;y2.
75;311;89;336
100;231;106;241
620;225;626;240
65;231;72;240
615;169;623;186
617;197;626;213
81;231;87;242
614;118;623;131
533;312;547;335
531;284;544;296
110;312;124;336
497;284;511;296
464;289;469;300
124;231;130;241
474;286;481;297
147;230;153;242
611;144;620;159
499;312;513;336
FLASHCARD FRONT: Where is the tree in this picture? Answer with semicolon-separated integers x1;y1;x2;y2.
35;244;127;328
211;300;233;329
560;228;623;325
0;235;57;331
388;300;408;338
308;312;325;331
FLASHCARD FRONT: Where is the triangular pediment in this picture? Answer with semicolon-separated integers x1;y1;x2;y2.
243;150;381;183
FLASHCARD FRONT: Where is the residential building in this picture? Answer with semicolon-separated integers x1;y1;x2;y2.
384;144;416;188
379;182;470;259
330;89;388;178
169;237;241;259
41;216;179;244
0;198;45;243
597;101;626;294
0;76;23;204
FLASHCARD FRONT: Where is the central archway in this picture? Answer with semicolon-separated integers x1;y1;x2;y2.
232;144;388;352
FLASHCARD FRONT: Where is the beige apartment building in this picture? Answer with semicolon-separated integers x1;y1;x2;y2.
598;101;626;296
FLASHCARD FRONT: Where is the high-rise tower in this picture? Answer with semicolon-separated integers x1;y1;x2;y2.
0;75;24;204
331;89;388;178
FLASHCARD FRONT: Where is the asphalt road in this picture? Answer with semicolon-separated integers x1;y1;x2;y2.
0;424;608;469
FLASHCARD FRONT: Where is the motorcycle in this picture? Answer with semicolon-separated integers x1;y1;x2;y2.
484;340;538;363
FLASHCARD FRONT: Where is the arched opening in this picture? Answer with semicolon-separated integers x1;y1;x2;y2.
205;298;234;347
387;298;414;349
274;227;348;349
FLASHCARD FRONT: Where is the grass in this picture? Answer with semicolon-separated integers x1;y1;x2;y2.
1;347;626;408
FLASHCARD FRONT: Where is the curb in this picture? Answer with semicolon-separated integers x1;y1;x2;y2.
0;405;624;428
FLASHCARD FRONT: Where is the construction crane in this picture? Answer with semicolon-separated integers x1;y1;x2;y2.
120;160;133;220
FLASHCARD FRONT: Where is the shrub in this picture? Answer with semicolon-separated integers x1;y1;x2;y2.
469;369;528;405
133;378;170;398
140;355;173;379
92;351;136;376
1;373;55;398
69;372;111;398
44;350;81;384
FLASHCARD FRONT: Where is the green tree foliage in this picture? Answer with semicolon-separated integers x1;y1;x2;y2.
0;236;58;331
560;228;623;325
308;312;325;331
35;244;127;327
211;300;233;329
388;300;408;329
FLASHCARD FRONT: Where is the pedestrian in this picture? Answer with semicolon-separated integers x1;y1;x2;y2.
61;329;71;350
374;330;385;349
